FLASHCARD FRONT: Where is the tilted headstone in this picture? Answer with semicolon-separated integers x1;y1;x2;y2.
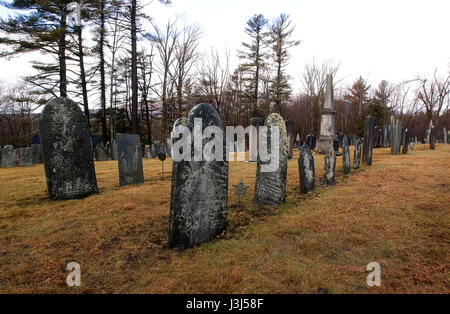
317;74;336;153
285;119;294;159
298;144;315;194
117;133;144;186
254;113;288;206
323;147;336;185
401;129;409;154
1;145;16;168
342;135;350;175
169;104;228;248
39;97;98;200
17;147;33;166
31;144;43;164
353;138;362;169
95;143;108;161
362;115;375;166
429;126;436;150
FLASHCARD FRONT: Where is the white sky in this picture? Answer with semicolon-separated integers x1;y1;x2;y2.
0;0;449;97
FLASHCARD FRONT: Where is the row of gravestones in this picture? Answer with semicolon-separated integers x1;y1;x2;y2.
0;144;44;168
35;98;388;250
93;139;171;162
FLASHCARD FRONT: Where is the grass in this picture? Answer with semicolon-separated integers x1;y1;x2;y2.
0;144;449;293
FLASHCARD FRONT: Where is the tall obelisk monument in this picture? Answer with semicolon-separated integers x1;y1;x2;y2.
316;74;336;153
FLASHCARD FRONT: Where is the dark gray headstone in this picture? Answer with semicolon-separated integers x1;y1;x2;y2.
96;143;108;161
401;129;409;154
169;104;228;248
444;128;447;144
342;135;350;174
17;147;33;167
285;119;294;159
166;138;172;157
362;115;375;165
391;118;402;155
39;97;98;200
254;113;288;206
1;145;17;168
298;144;315;193
323;147;336;185
117;133;144;186
383;125;389;147
353;139;362;169
430;126;436;150
31;144;43;164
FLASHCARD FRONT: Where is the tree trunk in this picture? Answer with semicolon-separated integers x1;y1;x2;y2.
100;0;108;144
130;0;139;134
77;26;90;128
59;7;67;97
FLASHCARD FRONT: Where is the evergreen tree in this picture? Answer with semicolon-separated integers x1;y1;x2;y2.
0;0;71;100
238;14;268;117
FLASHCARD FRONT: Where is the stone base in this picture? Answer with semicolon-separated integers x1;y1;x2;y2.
316;136;333;154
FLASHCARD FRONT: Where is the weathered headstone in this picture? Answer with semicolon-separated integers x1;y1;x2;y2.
117;133;144;186
31;144;43;164
111;140;119;160
383;125;389;147
401;129;409;154
353;139;362;169
317;74;336;153
254;113;288;206
323;147;336;185
362;115;375;166
95;143;108;161
408;142;415;151
1;145;16;168
17;147;33;166
430;126;436;150
443;128;447;144
169;104;228;248
145;146;153;159
342;135;350;174
285;119;294;159
391;118;402;155
298;144;315;193
39;97;98;200
166;138;172;157
249;116;265;162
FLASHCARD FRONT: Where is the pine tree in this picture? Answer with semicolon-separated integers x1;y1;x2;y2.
0;0;71;100
267;13;300;114
238;14;268;117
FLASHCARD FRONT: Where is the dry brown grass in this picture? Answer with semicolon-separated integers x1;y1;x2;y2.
0;144;449;293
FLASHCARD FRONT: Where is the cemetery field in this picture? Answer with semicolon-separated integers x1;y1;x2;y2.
0;144;449;293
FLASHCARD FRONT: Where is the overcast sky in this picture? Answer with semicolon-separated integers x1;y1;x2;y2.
0;0;449;95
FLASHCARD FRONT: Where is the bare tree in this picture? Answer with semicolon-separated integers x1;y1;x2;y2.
416;69;450;125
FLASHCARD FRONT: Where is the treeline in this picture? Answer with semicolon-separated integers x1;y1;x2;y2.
0;0;449;147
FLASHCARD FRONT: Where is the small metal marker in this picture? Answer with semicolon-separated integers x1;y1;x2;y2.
232;179;249;209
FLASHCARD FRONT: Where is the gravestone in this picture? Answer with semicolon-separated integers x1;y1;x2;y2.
333;136;340;152
169;103;228;248
353;139;362;169
17;147;33;166
305;134;316;150
298;144;315;194
285;119;294;159
254;113;288;206
96;143;108;161
151;141;160;157
342;135;350;175
430;126;436;150
391;118;402;155
443;128;447;144
39;97;98;200
408;142;415;151
1;145;16;168
362;115;375;166
401;129;409;154
31;144;43;164
323;147;336;185
317;74;336;153
145;146;153;159
117;133;144;186
383;125;389;147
